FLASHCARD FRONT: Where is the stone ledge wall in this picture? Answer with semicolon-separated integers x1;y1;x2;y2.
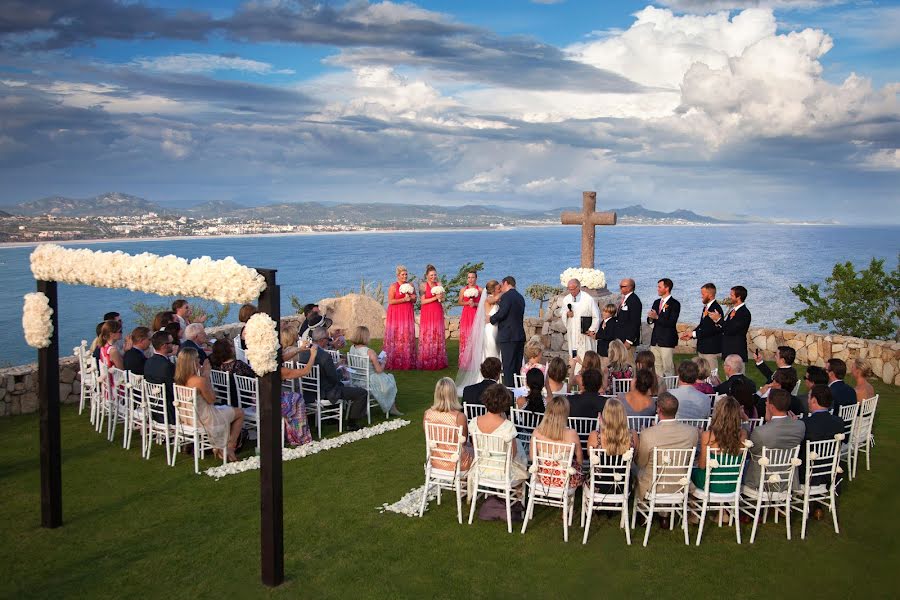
2;317;896;417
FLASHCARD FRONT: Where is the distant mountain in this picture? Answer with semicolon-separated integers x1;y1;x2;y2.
185;200;245;217
5;192;166;217
529;203;723;223
0;209;10;217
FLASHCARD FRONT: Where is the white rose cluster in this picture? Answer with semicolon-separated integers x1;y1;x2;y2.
22;292;54;349
30;244;266;304
463;288;479;298
243;313;280;376
430;285;445;295
398;283;414;295
559;267;606;290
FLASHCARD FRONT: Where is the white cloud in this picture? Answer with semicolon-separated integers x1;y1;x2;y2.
160;129;193;159
36;81;184;114
859;148;900;171
657;1;845;13
133;53;294;75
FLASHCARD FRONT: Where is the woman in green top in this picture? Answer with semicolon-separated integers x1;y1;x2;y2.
691;396;747;493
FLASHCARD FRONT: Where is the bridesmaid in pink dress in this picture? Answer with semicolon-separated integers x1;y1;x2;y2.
457;271;481;368
384;265;417;370
417;264;448;370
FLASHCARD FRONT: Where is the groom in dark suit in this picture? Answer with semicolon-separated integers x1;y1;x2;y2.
490;276;526;387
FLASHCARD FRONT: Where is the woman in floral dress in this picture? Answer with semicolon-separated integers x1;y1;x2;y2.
457;271;481;369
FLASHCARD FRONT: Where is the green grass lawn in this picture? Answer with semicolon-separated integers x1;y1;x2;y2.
1;341;897;599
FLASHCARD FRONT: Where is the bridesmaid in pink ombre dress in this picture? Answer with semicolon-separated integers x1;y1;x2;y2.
384;265;417;370
457;271;481;369
417;264;448;370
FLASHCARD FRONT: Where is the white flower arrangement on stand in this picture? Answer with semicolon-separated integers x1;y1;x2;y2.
29;244;266;304
560;267;606;289
205;419;411;479
22;292;54;349
243;313;281;376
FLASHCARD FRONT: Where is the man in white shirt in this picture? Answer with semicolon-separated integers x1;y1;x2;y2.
556;278;600;371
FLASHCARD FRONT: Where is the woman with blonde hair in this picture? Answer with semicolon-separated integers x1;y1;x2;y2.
692;356;717;394
531;395;584;488
586;398;637;493
603;340;634;395
349;325;401;416
417;264;448;370
175;347;244;461
385;264;417;370
520;337;547;377
424;377;473;471
691;395;746;494
850;358;875;402
571;350;602;391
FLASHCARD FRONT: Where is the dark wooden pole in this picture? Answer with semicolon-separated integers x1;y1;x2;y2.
256;268;284;587
38;279;62;528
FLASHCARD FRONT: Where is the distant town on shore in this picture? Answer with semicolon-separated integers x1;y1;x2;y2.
0;192;838;243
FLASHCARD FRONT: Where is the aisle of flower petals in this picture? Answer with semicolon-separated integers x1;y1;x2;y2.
205;419;411;479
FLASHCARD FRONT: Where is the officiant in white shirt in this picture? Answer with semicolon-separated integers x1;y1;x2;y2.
557;279;600;372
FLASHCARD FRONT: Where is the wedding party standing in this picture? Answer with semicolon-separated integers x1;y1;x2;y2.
457;271;482;368
417;264;448;370
680;283;723;368
384;265;417;370
557;278;600;372
615;278;642;351
490;276;526;387
647;278;681;377
712;285;751;361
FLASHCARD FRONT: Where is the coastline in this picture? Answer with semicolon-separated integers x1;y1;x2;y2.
0;221;846;249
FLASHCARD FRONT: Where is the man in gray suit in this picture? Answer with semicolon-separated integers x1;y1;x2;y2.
743;389;806;490
669;360;712;419
636;392;699;499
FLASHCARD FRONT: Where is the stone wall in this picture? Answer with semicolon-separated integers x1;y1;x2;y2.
2;316;896;417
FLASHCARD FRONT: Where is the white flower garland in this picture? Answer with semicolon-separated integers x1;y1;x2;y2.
560;267;606;289
379;484;439;518
204;419;411;479
22;292;54;349
29;244;266;304
243;313;281;376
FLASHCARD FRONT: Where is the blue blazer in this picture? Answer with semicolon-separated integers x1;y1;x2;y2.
490;288;526;343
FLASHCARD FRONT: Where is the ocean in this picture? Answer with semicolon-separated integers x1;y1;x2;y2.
1;224;897;366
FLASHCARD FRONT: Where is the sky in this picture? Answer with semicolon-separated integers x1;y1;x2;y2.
0;0;898;223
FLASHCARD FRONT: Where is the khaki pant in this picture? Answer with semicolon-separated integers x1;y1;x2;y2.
651;345;675;377
698;353;721;376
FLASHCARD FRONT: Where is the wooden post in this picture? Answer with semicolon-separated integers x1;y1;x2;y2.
256;268;284;587
560;191;617;270
38;279;63;528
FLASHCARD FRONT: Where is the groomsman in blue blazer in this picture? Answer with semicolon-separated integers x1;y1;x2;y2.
710;285;751;362
647;277;681;376
681;282;723;370
614;278;642;351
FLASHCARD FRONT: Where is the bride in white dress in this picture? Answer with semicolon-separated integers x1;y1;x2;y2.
455;279;501;394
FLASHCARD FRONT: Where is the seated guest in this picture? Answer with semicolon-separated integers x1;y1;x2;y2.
424;377;473;471
348;325;402;416
744;389;806;491
754;345;797;384
303;327;368;430
755;369;802;418
635;393;699;498
236;303;258;352
826;359;859;417
90;321;105;363
621;368;657;417
546;356;569;396
731;378;758;420
568;368;606;419
172;298;206;330
98;319;125;370
144;331;176;423
180;323;209;364
531;395;584;488
603;340;634;395
850;358;876;402
520;338;547;377
570;350;602;390
123;326;151;374
297;303;319;339
691;396;746;493
715;354;758;396
469;383;528;483
164;322;182;353
151;310;176;332
516;367;546;413
462;357;502;406
587;397;639;457
692;356;718;394
635;350;667;396
670;360;712;419
210;339;256;407
806;365;828;387
801;385;845;487
174;347;243;461
103;311;129;353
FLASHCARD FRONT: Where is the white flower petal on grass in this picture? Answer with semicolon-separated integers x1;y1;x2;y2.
22;292;53;349
205;419;410;479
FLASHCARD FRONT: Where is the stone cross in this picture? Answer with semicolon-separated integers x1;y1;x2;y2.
560;191;617;269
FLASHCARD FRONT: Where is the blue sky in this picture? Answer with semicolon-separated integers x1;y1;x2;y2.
0;0;898;223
